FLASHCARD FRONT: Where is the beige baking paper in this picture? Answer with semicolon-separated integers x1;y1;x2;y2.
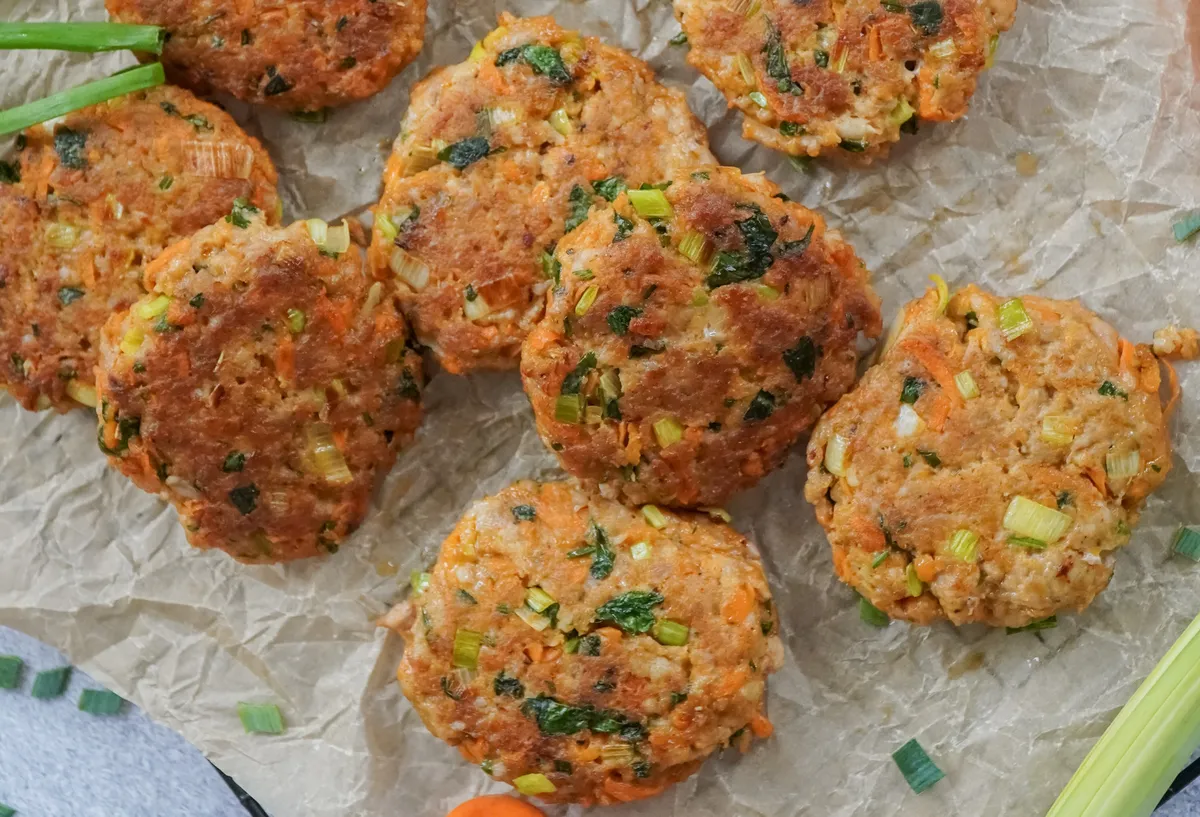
2;0;1200;814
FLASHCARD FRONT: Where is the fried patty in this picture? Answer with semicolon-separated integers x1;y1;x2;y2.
381;481;783;806
804;284;1172;627
0;85;279;413
95;212;423;563
520;166;881;508
106;0;427;110
367;13;715;374
673;0;1017;159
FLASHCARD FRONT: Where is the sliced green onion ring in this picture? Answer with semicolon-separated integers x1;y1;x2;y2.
627;188;674;219
452;628;484;669
1002;496;1072;544
946;529;979;562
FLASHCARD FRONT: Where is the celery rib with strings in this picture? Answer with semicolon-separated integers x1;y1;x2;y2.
0;62;165;135
0;22;163;54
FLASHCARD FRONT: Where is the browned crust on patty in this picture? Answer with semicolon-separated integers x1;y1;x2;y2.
674;0;1017;159
367;13;714;374
106;0;427;109
0;85;279;413
521;166;881;508
805;284;1171;627
384;480;783;805
95;214;423;563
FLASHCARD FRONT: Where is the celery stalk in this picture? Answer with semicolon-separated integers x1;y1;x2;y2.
1047;609;1200;817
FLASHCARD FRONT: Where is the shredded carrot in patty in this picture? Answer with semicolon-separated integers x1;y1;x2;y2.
750;714;774;738
723;584;756;624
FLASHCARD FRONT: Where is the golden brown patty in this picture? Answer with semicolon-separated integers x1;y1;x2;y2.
95;212;423;563
367;13;715;374
106;0;427;110
673;0;1017;159
381;480;783;806
0;85;279;413
804;284;1172;628
520;166;881;508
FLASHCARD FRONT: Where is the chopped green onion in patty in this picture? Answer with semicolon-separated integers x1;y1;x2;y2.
997;297;1033;341
452;629;484;670
1003;496;1072;544
0;22;164;54
1172;526;1200;561
513;773;556;796
946;529;979;562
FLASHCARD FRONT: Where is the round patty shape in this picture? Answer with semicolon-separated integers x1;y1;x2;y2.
673;0;1017;159
382;480;783;806
106;0;428;110
804;284;1172;628
95;212;424;563
0;85;279;413
367;13;715;374
520;166;881;508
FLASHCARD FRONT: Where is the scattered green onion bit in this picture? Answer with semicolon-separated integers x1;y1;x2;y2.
0;655;23;689
946;529;979;562
0;62;166;136
78;689;124;715
1007;616;1057;635
859;596;889;627
642;505;668;529
1172;526;1200;561
0;803;13;817
1003;496;1072;544
627;188;673;219
237;702;285;734
452;628;484;670
513;773;556;796
1173;211;1200;243
892;738;945;794
0;22;165;54
30;666;71;699
997;297;1033;341
825;433;849;477
651;620;690;646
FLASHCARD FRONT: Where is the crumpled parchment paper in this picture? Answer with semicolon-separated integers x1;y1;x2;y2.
2;0;1200;815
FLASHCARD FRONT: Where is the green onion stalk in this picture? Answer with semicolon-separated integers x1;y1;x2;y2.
0;22;163;54
0;62;165;135
1047;608;1200;817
